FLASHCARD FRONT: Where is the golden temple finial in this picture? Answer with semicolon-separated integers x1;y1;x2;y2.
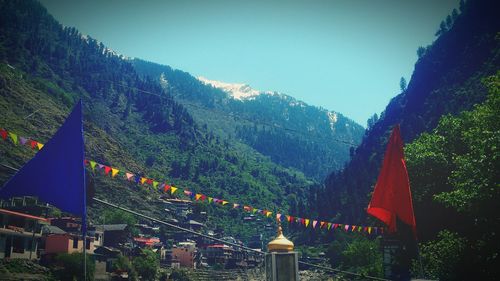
268;217;294;252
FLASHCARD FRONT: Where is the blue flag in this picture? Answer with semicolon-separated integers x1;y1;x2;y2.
0;100;86;230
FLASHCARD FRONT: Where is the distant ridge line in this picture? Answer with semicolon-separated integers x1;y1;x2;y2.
106;80;360;146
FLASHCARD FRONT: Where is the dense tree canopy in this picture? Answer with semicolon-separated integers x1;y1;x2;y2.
405;73;499;279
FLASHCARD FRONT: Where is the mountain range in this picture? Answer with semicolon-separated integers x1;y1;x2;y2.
306;0;500;277
0;0;363;244
0;0;499;278
131;58;364;180
312;0;499;224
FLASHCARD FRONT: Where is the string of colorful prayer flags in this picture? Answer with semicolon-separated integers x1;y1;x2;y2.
0;127;384;235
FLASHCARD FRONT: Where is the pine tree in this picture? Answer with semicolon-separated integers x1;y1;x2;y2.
400;77;407;92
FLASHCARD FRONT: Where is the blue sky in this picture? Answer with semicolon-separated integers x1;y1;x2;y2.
40;0;459;126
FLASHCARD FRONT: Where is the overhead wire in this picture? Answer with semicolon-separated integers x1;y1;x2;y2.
104;80;360;146
0;162;389;281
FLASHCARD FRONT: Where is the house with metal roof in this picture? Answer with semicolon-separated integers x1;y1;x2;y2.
0;208;48;259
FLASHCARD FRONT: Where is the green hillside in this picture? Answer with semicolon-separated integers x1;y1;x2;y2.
313;0;499;224
404;73;499;279
0;0;316;243
305;0;499;278
132;59;364;180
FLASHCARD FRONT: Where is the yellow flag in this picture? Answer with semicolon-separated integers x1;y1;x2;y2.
222;201;228;205
9;132;18;145
111;168;119;178
266;211;272;217
37;142;44;150
171;186;178;194
140;177;147;184
305;219;310;227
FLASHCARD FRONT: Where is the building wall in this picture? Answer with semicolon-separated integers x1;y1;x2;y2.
172;247;195;268
103;230;127;248
45;235;71;254
0;234;37;259
45;234;95;254
9;236;36;259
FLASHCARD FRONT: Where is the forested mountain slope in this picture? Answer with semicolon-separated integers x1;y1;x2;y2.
313;0;499;224
0;0;316;242
132;59;364;180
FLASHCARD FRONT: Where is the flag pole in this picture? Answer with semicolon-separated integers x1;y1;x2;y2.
415;239;424;278
83;217;87;281
80;100;87;281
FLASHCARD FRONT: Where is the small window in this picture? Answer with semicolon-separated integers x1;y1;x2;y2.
12;237;25;253
86;239;91;250
73;238;78;249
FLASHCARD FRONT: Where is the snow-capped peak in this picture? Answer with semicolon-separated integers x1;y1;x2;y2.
197;76;272;100
327;111;338;131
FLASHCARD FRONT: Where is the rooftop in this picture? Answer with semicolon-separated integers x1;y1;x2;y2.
0;208;48;222
94;224;128;231
188;220;205;227
165;198;192;204
42;225;66;235
207;244;232;249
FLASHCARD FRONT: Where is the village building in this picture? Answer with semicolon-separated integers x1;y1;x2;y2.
162;198;193;219
202;244;233;267
135;223;159;236
171;241;199;268
91;224;131;249
0;208;48;259
133;236;161;248
44;232;95;255
0;196;50;217
49;217;82;233
88;227;104;247
94;246;122;273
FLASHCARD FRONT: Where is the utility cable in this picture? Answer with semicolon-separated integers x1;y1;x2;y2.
106;80;359;146
1;162;389;280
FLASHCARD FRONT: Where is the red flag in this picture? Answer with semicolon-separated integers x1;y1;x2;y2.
367;125;416;236
30;140;37;149
0;128;7;140
104;166;112;175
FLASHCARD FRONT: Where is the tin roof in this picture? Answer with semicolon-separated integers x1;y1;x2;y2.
0;208;48;222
